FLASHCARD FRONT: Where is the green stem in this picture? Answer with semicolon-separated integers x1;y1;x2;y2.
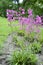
10;22;13;38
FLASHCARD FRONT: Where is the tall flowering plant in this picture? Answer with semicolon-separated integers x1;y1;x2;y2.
6;8;42;41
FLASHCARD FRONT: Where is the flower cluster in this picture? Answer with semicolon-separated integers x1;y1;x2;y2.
35;15;42;24
6;8;42;23
6;8;42;36
6;9;15;21
28;9;33;16
6;9;20;21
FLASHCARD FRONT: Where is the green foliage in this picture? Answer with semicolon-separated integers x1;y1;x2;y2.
17;30;25;36
0;17;18;45
37;28;43;43
0;0;11;17
38;34;43;43
22;0;43;15
29;41;42;53
0;0;21;17
0;0;18;17
13;35;25;49
13;35;18;43
10;49;37;65
24;32;35;42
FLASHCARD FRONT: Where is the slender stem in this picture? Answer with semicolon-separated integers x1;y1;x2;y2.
10;22;13;39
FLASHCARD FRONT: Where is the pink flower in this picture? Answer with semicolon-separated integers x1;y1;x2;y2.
28;9;32;15
36;15;42;23
22;9;25;12
22;11;25;14
11;10;15;14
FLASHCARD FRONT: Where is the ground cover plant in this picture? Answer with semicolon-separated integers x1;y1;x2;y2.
0;17;11;54
0;17;19;55
10;49;37;65
0;17;19;42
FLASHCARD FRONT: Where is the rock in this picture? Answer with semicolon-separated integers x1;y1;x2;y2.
36;54;43;65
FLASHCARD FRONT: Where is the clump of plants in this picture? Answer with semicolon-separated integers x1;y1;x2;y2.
10;49;37;65
9;40;42;65
29;41;42;54
13;35;25;50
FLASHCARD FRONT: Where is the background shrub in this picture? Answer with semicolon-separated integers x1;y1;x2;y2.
0;0;18;17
